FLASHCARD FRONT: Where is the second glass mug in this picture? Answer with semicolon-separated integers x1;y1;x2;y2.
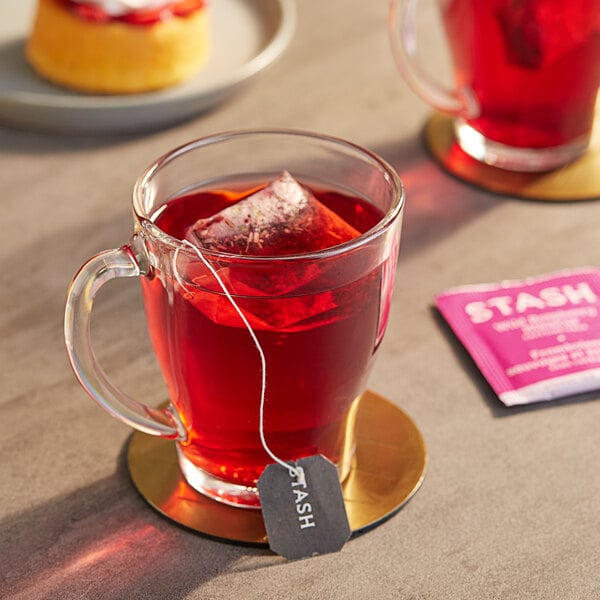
389;0;600;172
64;130;404;508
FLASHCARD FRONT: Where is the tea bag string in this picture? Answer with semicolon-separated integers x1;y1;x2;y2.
174;241;302;483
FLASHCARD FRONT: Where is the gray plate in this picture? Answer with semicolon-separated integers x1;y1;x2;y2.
0;0;296;134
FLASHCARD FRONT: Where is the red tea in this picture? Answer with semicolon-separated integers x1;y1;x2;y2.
141;179;388;495
442;0;600;148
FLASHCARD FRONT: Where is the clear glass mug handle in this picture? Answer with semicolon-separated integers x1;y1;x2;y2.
64;240;186;440
388;0;479;119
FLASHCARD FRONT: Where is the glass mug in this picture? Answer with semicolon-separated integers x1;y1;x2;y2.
389;0;600;172
64;130;404;508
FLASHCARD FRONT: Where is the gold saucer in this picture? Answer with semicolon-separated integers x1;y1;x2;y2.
424;112;600;201
127;390;427;545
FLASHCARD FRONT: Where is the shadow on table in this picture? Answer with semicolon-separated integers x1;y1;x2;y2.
372;133;501;260
0;442;277;600
375;132;600;416
0;115;143;154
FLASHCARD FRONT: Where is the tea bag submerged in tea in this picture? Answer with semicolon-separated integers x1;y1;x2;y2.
182;172;364;331
496;1;591;69
185;171;360;256
496;1;543;69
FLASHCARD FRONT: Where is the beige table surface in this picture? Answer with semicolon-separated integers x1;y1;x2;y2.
1;2;599;599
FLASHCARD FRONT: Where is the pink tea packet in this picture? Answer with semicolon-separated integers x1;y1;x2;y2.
435;267;600;406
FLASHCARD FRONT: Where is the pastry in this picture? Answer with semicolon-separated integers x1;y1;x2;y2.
26;0;210;94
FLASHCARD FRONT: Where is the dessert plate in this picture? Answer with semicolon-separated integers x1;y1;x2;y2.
0;0;296;134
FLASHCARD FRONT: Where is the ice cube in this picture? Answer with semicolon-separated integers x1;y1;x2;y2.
185;171;360;256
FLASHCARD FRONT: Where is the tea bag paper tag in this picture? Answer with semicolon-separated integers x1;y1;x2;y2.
257;455;351;560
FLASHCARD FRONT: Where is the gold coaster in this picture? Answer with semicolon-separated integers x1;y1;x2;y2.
424;112;600;201
127;390;427;544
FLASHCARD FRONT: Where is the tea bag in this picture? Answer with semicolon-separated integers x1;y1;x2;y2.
182;171;362;331
185;171;360;256
495;1;590;69
496;1;543;69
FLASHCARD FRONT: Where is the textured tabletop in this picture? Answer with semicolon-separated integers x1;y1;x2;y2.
1;1;599;599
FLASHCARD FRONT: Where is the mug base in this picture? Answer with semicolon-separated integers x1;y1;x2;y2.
423;112;600;201
176;445;357;510
177;448;262;509
454;120;590;173
127;390;428;544
176;396;361;509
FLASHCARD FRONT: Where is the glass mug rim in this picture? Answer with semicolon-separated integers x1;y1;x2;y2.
132;128;405;263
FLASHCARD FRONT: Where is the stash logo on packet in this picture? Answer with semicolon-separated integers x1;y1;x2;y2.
435;268;600;406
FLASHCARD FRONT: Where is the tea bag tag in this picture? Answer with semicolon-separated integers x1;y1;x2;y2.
257;455;351;561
